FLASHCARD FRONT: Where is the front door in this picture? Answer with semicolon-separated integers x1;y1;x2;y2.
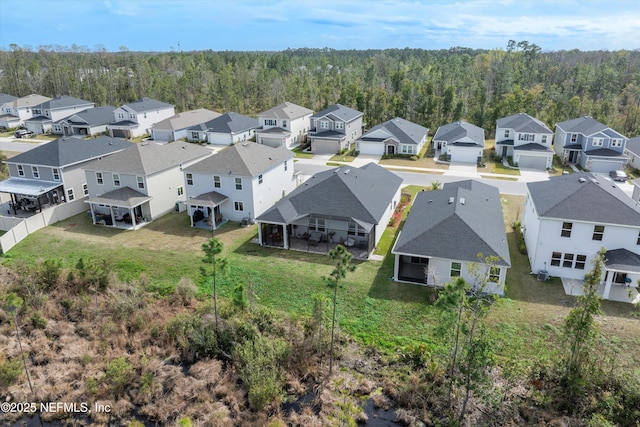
568;151;578;163
502;146;508;157
387;145;395;155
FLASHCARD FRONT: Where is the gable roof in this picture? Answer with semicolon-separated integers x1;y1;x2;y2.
14;94;51;109
433;120;485;147
0;93;17;105
625;136;640;156
556;116;626;139
257;163;402;226
526;172;640;227
84;142;211;175
496;113;552;134
260;102;313;120
198;112;259;134
37;95;94;110
360;117;428;145
151;108;221;131
184;142;292;177
63;106;117;126
311;103;363;122
392;180;510;266
123;97;173;113
6;136;132;168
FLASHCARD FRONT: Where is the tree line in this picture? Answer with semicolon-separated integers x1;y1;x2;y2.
1;41;639;136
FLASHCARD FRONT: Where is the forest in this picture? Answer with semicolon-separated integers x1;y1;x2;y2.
1;41;639;137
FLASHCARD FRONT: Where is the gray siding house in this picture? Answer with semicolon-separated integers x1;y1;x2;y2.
310;104;364;154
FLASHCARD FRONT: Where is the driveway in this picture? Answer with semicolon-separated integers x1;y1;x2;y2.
353;154;381;167
445;162;478;178
518;167;550;183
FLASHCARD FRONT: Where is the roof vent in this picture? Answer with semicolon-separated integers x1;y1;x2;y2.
590;178;599;185
459;197;465;205
578;177;587;183
448;197;454;204
344;169;350;175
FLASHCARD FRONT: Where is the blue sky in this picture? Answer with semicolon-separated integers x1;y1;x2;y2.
1;0;638;52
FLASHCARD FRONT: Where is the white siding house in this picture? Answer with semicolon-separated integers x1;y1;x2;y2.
109;98;175;139
257;102;313;149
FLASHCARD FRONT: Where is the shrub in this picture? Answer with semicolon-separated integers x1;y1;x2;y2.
30;311;47;329
165;312;221;362
0;357;22;388
37;258;62;291
513;221;527;254
174;277;198;306
104;356;133;398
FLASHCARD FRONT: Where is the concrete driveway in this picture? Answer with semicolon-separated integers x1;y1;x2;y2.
445;162;478;178
518;167;550;183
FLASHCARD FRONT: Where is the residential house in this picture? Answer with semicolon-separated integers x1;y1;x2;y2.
522;172;640;302
83;142;212;230
256;102;313;149
183;142;295;229
109;98;175;139
553;116;628;173
256;163;402;259
432;120;484;164
392;180;511;295
151;108;221;142
624;136;640;170
309;104;363;154
495;112;554;169
56;106;117;137
24;95;95;135
356;117;428;156
0;136;131;213
186;112;259;145
0;94;17;128
0;94;51;129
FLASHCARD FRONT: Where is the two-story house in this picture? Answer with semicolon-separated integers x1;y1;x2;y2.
432;120;485;164
256;102;314;149
183;142;294;229
109;98;175;139
24;95;95;135
356;117;429;156
522;172;640;302
0;94;18;128
151;108;221;142
83;142;212;229
0;136;131;213
623;136;640;171
186;112;259;145
0;94;51;130
495;112;554;169
309;104;363;154
554;116;628;173
56;106;117;137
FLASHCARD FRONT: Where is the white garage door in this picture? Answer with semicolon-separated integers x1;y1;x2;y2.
450;148;479;164
152;129;172;141
260;137;283;148
588;160;625;173
518;155;547;169
357;141;383;155
313;140;339;155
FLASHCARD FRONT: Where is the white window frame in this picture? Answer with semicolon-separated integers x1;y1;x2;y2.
234;201;244;211
186;173;193;185
137;176;145;189
503;130;510;138
32;166;39;179
284;161;288;171
592;225;605;241
214;175;221;188
592;138;603;147
450;261;462;277
320;121;329;130
561;222;572;237
17;164;24;177
258;174;263;184
611;139;622;147
177;186;184;196
96;172;103;185
113;173;120;187
541;135;547;144
66;188;75;201
570;134;578;143
235;177;242;190
53;168;60;181
82;183;88;196
335;121;344;130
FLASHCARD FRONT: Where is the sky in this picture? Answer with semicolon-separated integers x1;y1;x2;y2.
0;0;638;52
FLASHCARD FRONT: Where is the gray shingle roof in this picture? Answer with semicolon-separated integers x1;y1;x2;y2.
361;117;428;145
84;142;211;175
38;95;94;110
184;142;293;177
260;102;313;120
87;186;151;208
63;106;117;126
124;97;173;113
256;163;402;226
198;112;259;134
311;103;363;122
556;116;626;139
0;93;17;105
496;113;552;134
604;249;640;273
526;172;640;226
392;180;511;266
6;136;132;168
513;143;554;152
625;136;640;156
433;120;485;147
151;109;221;131
14;94;51;109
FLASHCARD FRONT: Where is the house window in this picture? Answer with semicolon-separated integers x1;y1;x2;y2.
284;161;288;171
235;178;242;190
410;257;428;264
320;121;329;129
234;201;244;211
611;139;622;147
17;165;24;176
450;262;462;277
561;222;572;237
113;173;120;187
186;173;193;185
541;135;548;144
575;255;587;270
66;188;75;201
214;175;221;188
137;176;145;189
592;138;603;146
637;231;640;245
82;183;88;196
489;266;500;282
258;174;263;184
309;218;326;232
518;133;535;141
570;134;578;143
348;222;366;237
53;168;60;181
592;225;605;241
563;253;574;268
96;172;103;185
191;132;199;140
177;186;184;196
282;120;287;128
335;122;344;130
32;166;39;179
265;119;277;126
503;130;510;138
551;252;562;266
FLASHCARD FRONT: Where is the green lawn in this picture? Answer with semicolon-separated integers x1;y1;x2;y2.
292;146;314;159
329;152;358;163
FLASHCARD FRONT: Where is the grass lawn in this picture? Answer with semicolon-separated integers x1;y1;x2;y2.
481;140;521;176
292;146;314;159
480;175;519;181
4;193;640;363
1;150;22;158
329;152;358;163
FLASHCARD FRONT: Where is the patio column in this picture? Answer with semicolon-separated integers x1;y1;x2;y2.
257;224;263;245
130;207;137;229
603;270;614;300
109;206;115;228
90;205;97;225
282;226;288;249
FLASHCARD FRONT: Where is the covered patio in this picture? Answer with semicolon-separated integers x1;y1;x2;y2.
186;191;228;230
86;187;152;230
0;177;64;216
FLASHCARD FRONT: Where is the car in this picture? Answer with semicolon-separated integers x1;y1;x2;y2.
609;170;628;182
14;129;34;138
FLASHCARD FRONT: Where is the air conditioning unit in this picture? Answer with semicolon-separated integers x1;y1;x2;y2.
537;270;549;281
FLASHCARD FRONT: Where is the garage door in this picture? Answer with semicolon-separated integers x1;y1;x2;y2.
259;137;283;148
313;140;339;155
111;129;129;139
152;130;172;141
588;160;624;173
357;141;383;155
518;155;547;169
450;148;479;164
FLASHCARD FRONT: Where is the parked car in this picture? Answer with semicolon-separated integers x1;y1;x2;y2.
609;169;628;182
14;129;34;138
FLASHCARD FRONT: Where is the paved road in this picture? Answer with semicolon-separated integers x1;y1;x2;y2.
0;136;48;153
